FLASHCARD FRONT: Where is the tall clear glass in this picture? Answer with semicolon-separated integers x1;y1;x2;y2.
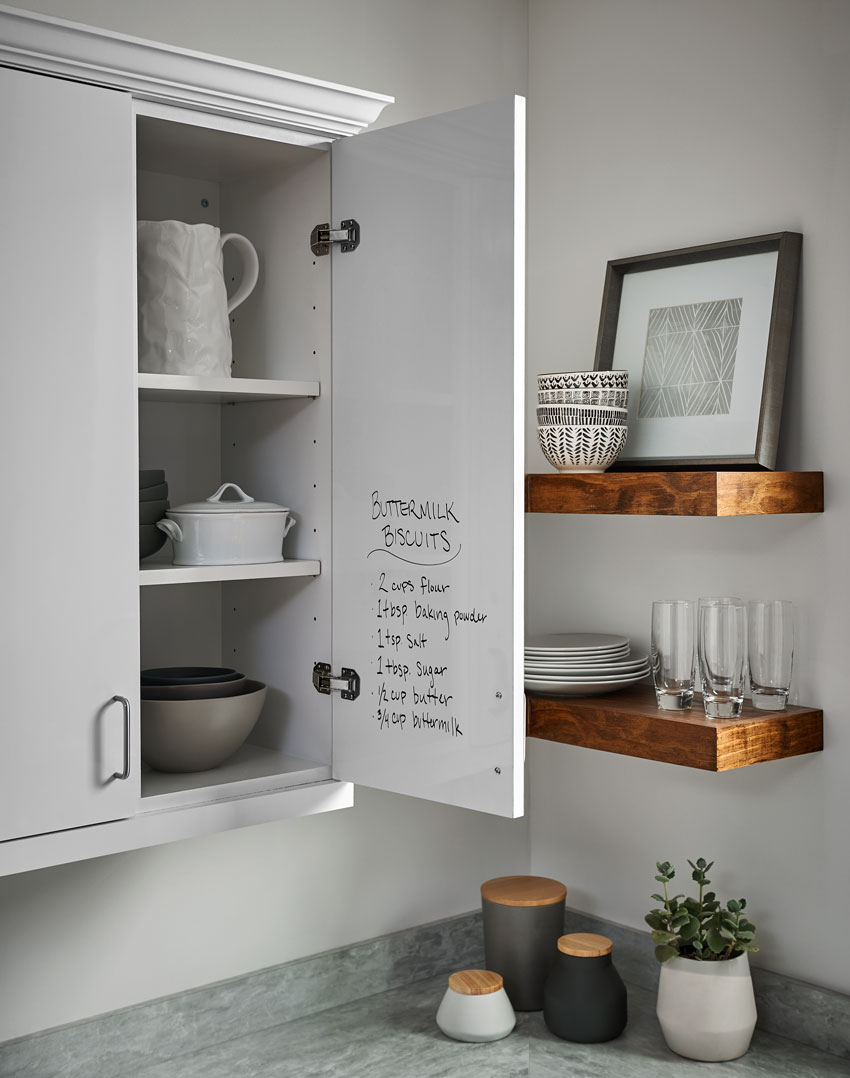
748;599;794;710
651;600;695;710
698;597;747;719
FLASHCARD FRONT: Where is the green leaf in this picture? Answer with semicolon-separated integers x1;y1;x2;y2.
704;891;716;903
737;929;755;941
672;910;691;928
680;916;701;940
651;894;666;904
706;927;728;954
651;930;679;944
645;912;667;930
654;944;679;964
727;899;741;914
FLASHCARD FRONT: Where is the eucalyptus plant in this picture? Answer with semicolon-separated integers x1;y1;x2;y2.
646;858;758;963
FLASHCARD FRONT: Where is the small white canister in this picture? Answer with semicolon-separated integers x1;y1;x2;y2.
156;483;295;566
436;970;516;1043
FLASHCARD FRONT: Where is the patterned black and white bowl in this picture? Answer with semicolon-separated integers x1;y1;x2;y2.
537;370;629;391
538;387;628;408
537;424;628;473
537;404;628;427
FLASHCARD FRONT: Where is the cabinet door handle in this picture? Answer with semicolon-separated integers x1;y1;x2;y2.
111;695;131;780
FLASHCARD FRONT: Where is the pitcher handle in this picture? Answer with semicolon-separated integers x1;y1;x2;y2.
221;233;260;314
207;482;254;505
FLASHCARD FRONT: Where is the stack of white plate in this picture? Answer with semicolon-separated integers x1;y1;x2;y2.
524;632;651;696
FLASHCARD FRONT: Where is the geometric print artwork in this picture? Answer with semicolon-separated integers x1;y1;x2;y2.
638;297;743;418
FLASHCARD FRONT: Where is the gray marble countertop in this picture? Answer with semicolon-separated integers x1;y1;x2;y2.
122;973;848;1078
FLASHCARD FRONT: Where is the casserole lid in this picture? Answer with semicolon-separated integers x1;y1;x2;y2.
169;483;289;514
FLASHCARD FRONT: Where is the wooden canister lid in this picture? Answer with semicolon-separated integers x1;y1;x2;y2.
481;875;567;907
558;933;613;957
448;969;504;995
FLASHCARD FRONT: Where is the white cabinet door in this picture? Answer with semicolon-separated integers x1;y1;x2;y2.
331;98;525;817
0;68;139;841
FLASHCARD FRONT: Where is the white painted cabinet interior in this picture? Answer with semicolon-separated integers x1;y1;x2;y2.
0;9;524;872
331;98;525;817
0;66;140;842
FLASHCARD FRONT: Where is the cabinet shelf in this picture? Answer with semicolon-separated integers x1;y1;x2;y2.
526;686;823;771
525;470;824;516
140;744;330;810
137;373;320;403
139;559;320;585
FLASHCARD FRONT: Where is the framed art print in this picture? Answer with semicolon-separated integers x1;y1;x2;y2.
594;232;802;469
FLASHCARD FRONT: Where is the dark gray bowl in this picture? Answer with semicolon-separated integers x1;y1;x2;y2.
139;524;167;560
139;469;166;488
140;482;169;502
141;667;243;686
141;676;250;701
139;499;169;525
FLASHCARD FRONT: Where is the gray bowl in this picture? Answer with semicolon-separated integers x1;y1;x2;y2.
140;482;169;502
139;469;166;488
139;499;169;525
139;524;167;560
141;666;242;686
140;681;267;772
141;676;249;701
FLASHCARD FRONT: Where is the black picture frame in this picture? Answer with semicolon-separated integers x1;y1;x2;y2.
594;232;802;470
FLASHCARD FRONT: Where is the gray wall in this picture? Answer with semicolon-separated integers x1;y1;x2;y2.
526;0;850;995
0;0;530;1043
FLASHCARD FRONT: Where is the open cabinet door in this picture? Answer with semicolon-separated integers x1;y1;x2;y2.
330;97;524;817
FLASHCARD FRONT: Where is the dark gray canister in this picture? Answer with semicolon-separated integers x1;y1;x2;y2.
481;875;567;1011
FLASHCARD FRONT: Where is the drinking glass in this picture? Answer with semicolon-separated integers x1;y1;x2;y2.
748;599;794;710
651;600;695;710
698;598;747;719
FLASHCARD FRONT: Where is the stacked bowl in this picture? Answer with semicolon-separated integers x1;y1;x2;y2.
140;666;267;773
140;469;170;560
536;371;629;473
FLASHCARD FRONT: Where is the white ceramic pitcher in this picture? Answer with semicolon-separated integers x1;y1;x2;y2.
137;220;259;377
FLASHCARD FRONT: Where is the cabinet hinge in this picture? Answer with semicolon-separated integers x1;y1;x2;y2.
310;219;360;256
312;662;361;700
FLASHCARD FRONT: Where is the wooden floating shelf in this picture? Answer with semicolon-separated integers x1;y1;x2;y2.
526;686;823;772
525;471;824;517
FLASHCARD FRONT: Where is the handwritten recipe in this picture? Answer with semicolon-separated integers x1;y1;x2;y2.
368;490;488;740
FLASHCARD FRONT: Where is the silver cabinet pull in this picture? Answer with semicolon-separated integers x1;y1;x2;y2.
111;695;131;780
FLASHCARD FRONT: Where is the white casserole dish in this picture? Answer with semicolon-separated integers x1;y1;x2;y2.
156;483;295;565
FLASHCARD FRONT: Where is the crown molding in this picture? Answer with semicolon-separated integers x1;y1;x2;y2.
0;4;393;137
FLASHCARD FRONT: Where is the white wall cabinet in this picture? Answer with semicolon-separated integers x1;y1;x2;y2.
0;6;524;876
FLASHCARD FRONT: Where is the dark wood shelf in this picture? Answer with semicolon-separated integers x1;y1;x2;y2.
526;686;823;772
525;470;824;516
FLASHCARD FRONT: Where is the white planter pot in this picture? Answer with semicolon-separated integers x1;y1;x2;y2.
656;953;757;1062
